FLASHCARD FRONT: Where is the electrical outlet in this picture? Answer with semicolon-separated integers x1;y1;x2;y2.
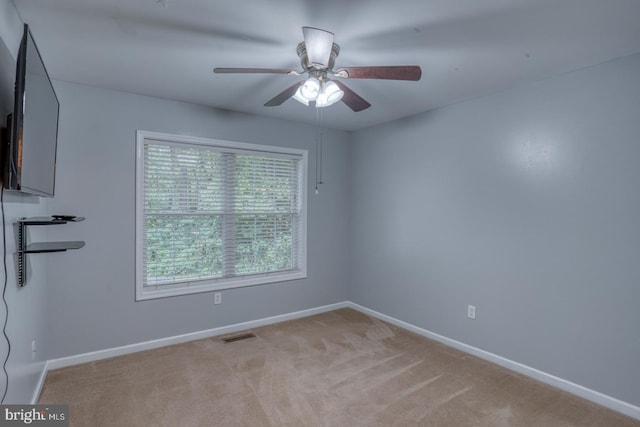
467;305;476;320
31;340;37;360
214;292;222;305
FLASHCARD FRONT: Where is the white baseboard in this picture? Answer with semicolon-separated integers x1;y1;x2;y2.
46;301;348;371
37;299;639;421
31;361;49;404
347;302;640;421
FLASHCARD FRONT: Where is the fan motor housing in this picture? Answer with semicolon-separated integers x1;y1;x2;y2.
296;42;340;71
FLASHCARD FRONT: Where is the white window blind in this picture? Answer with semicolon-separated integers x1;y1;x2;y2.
135;131;307;300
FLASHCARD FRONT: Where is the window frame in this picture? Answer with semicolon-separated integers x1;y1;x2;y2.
135;130;308;301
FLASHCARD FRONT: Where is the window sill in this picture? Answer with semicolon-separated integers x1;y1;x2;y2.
135;270;307;301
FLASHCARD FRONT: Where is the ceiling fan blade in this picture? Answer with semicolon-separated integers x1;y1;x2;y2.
214;67;298;75
264;81;305;106
302;27;334;68
335;66;422;81
334;81;371;112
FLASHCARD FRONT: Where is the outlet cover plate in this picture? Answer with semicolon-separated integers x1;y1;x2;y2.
467;305;476;319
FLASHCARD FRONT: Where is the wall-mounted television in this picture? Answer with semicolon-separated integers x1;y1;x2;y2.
2;23;59;197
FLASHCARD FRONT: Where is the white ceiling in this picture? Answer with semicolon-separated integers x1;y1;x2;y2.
12;0;640;131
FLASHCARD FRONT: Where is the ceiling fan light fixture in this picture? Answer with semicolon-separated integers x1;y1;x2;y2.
316;80;344;108
299;77;320;101
292;87;310;106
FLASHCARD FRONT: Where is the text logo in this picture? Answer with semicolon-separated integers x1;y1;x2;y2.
0;405;68;426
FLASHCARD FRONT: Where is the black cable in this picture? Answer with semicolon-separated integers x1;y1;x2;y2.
1;186;10;404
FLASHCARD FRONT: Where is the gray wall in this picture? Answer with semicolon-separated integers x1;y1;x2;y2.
350;53;640;406
44;81;351;358
0;0;51;404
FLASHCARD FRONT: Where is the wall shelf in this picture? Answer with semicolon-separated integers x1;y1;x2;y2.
17;216;85;286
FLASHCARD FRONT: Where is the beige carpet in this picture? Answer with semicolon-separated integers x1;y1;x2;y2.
39;308;638;426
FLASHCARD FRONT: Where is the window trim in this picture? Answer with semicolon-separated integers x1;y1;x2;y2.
135;130;308;301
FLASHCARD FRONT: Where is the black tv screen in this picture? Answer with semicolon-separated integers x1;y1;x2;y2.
3;23;59;197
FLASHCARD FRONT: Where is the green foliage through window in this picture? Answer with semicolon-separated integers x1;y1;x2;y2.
142;141;303;287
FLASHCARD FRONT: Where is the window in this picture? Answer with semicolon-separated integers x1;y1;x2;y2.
135;131;307;300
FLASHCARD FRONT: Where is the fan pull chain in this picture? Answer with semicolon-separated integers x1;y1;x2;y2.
315;107;324;195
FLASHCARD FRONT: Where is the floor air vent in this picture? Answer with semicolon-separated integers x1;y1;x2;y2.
222;333;256;343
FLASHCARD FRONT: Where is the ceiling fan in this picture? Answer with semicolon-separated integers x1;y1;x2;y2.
214;27;422;112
